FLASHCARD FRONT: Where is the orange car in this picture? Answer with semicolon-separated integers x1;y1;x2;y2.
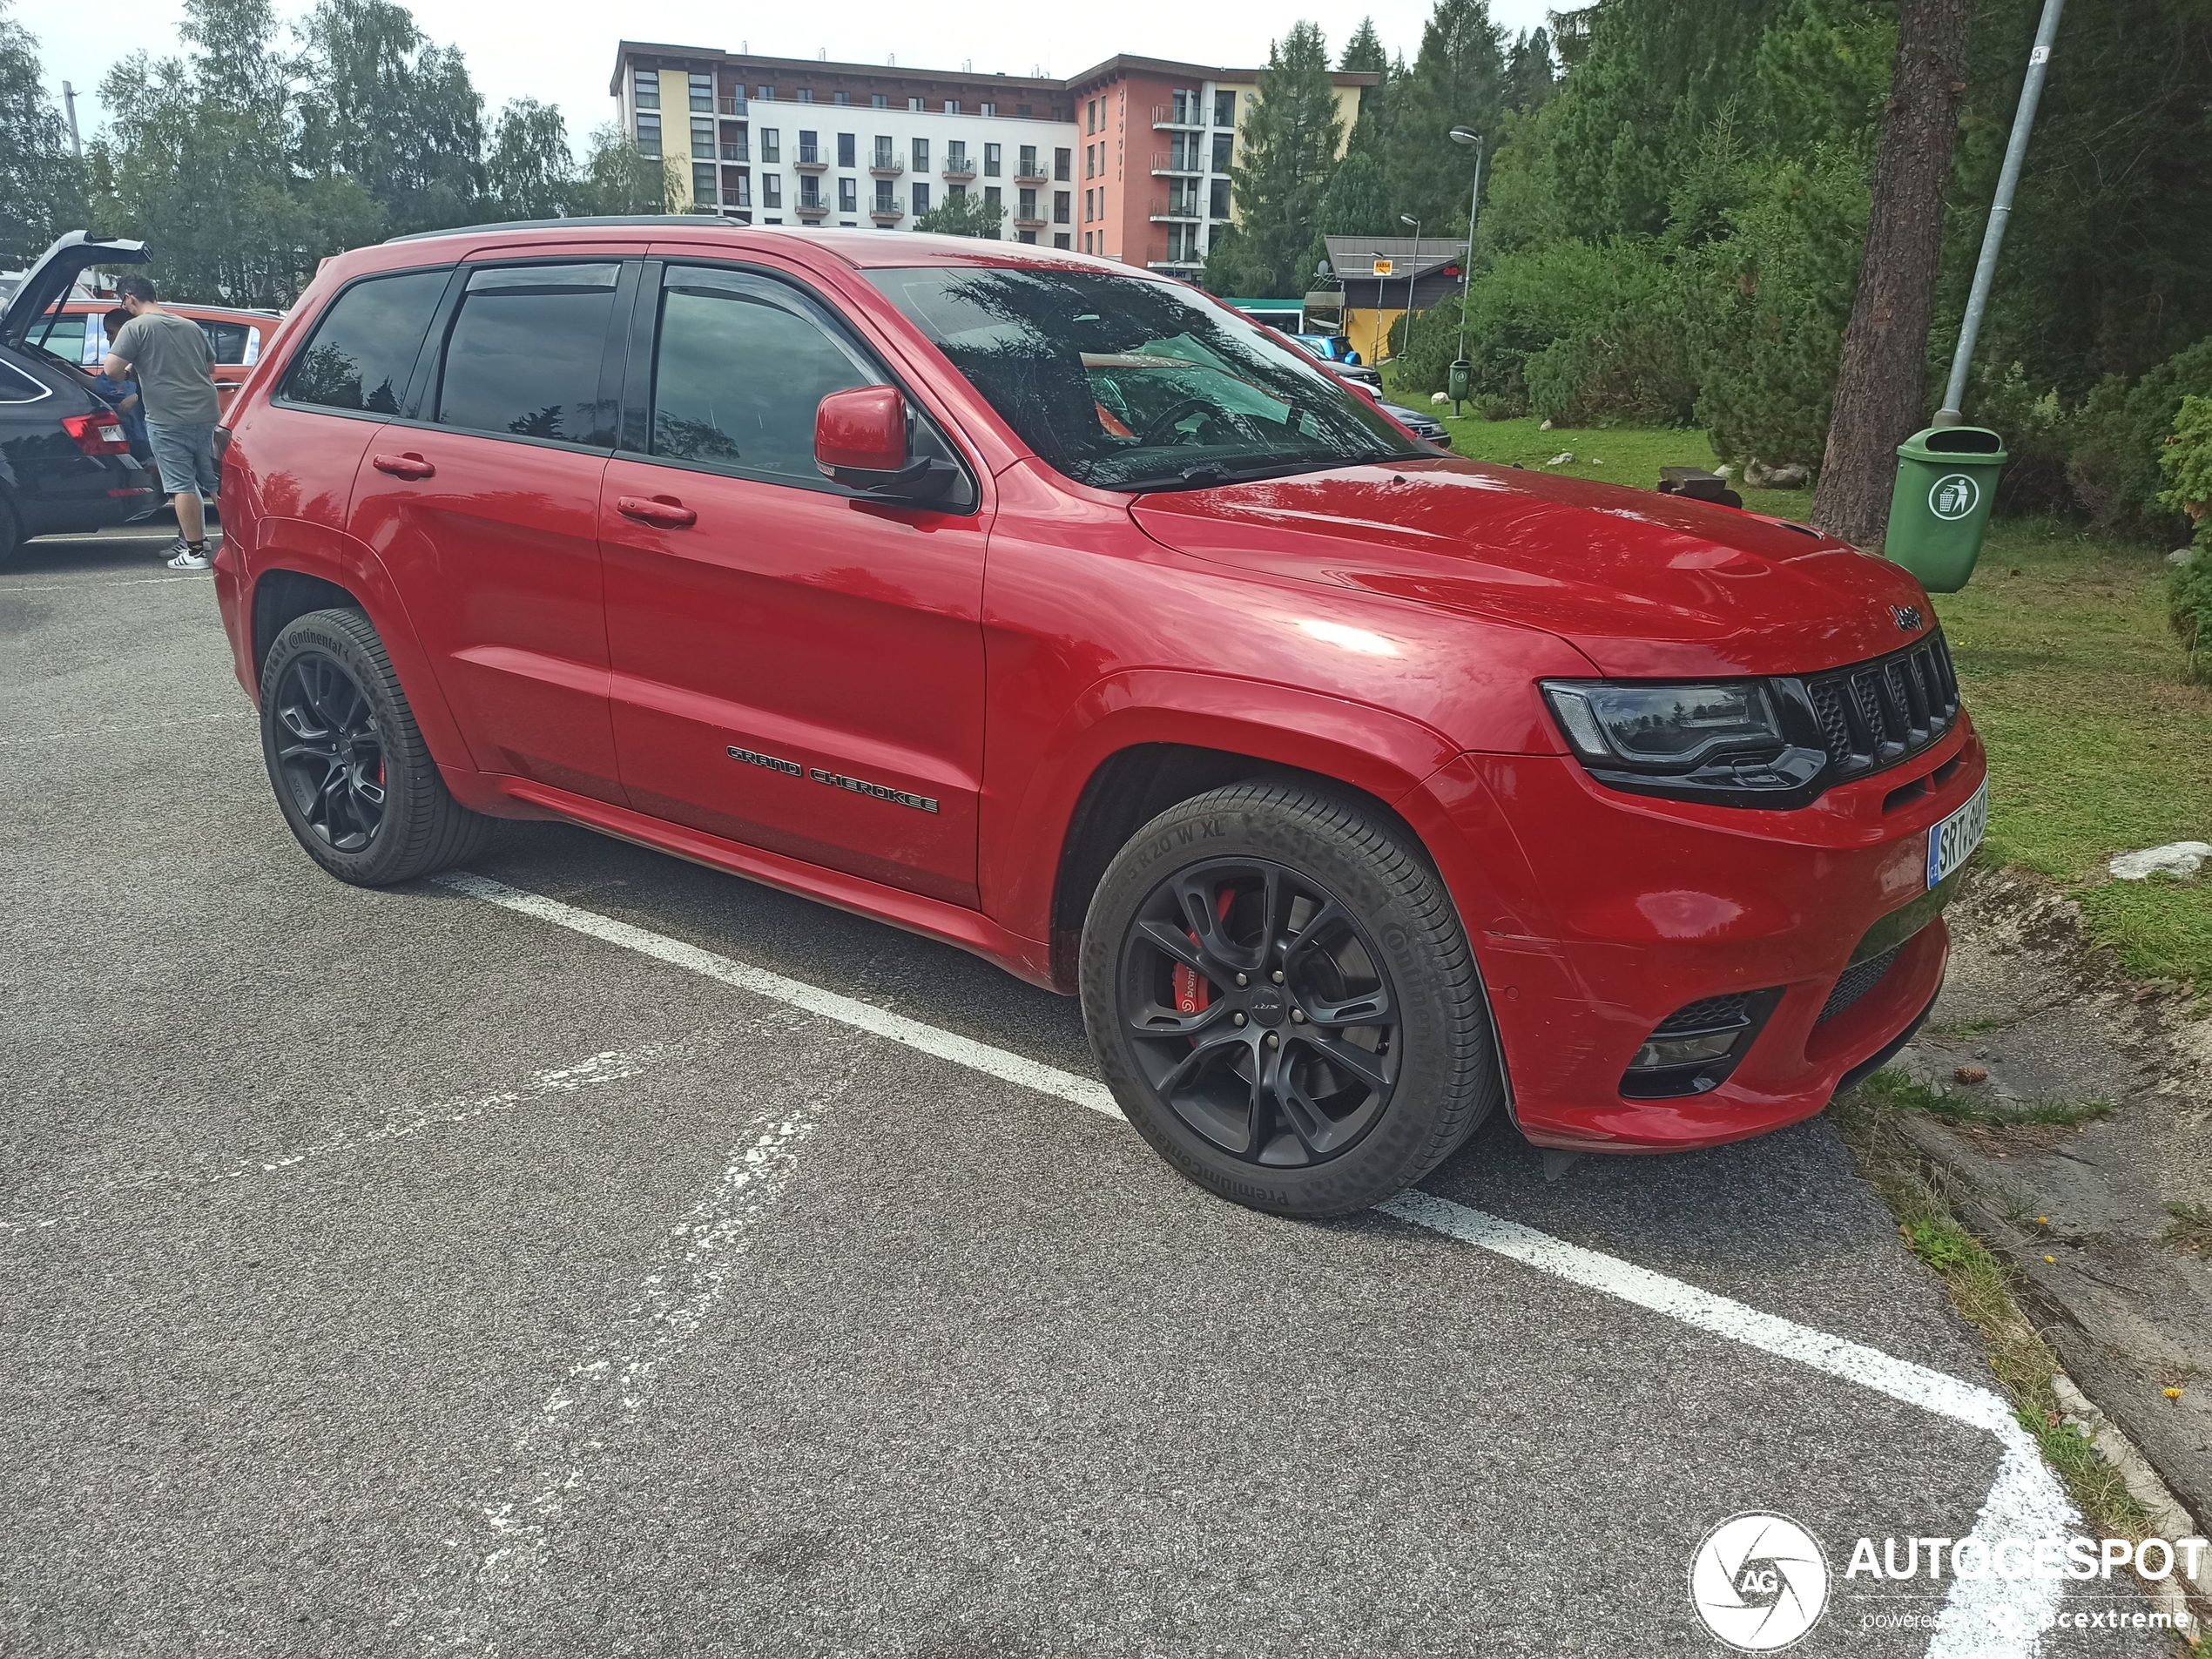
30;297;284;416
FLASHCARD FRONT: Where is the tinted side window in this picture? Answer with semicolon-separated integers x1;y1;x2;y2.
650;267;879;482
283;269;448;414
196;319;253;365
435;263;619;446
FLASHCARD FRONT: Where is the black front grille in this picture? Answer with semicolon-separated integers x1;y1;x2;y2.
1654;993;1753;1035
1818;944;1903;1025
1806;633;1960;781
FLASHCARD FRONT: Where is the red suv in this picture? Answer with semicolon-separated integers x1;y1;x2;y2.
213;219;1987;1217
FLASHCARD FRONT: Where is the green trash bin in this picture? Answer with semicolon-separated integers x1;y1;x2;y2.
1885;425;2006;593
1447;358;1472;411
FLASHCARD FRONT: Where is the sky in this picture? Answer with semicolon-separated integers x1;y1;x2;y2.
33;0;1561;148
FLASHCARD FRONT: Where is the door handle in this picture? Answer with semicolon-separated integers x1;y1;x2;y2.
617;495;697;529
372;452;435;479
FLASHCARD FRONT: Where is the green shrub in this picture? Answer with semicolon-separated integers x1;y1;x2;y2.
2161;394;2212;678
2066;335;2212;538
1965;361;2074;517
1524;300;1700;426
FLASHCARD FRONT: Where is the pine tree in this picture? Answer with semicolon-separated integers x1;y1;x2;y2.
1504;28;1556;111
1222;22;1343;298
1340;18;1387;73
1386;0;1507;233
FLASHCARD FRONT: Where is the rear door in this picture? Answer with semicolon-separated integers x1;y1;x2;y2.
597;259;989;905
345;256;634;804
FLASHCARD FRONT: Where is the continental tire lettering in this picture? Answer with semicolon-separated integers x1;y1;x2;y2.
806;766;940;814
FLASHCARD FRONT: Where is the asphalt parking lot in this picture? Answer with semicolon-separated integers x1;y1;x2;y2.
0;526;2175;1656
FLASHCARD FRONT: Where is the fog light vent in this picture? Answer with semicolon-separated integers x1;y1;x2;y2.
1620;989;1779;1101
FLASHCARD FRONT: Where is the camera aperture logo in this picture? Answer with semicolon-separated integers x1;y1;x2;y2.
1690;1513;1831;1650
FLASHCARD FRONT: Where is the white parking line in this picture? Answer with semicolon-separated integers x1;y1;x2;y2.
0;1049;660;1234
0;574;215;593
0;709;253;747
437;870;2075;1656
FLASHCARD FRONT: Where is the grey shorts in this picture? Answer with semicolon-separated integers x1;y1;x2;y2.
145;421;219;497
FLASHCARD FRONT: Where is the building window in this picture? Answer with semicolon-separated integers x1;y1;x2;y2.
1214;90;1236;127
799;129;818;164
983;185;1001;210
1015;103;1032;118
756;85;774;101
1055;147;1071;182
1083;231;1092;253
913;181;929;214
636;111;661;155
1086;98;1097;133
945;99;959;114
912;137;928;171
1210;178;1231;219
870;93;887;109
837;132;854;166
1211;132;1232;171
981;101;996;117
688;72;713;113
948;182;966;202
796;88;813;103
761;128;780;163
799;175;820;208
1018;145;1039;177
947;139;968;172
1053;190;1069;224
763;173;781;207
984;143;1001;177
873;135;894;168
839;177;857;212
1053;233;1070;250
632;69;658;110
833;90;850;105
908;96;924;111
874;179;894;211
729;173;751;207
1018;229;1037;245
693;162;717;204
1018;187;1037;220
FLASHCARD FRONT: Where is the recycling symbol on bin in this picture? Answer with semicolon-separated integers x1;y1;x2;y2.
1928;473;1979;521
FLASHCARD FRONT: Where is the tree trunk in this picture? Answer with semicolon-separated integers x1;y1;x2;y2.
1811;0;1973;550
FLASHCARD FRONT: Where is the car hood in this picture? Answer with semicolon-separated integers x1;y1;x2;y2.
1130;455;1934;678
0;233;149;347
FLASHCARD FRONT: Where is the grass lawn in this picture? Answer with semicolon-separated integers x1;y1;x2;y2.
1429;410;2212;990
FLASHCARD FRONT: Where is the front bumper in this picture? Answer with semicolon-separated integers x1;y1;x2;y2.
1420;717;1986;1151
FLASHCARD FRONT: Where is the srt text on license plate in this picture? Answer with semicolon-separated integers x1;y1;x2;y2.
1927;779;1988;889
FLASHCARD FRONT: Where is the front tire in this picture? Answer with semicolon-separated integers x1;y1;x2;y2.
260;607;490;885
1081;782;1500;1217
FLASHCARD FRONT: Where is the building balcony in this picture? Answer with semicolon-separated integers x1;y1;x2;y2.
870;205;905;221
793;150;827;172
941;164;976;181
718;97;746;118
719;143;749;163
1013;167;1049;186
1150;153;1202;176
1150;207;1202;222
795;201;830;219
1012;214;1048;231
1147;259;1204;273
869;159;905;177
1151;105;1204;129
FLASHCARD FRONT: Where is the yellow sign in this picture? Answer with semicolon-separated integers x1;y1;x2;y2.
1371;258;1395;277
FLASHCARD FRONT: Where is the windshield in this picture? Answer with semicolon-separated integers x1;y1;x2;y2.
867;266;1420;492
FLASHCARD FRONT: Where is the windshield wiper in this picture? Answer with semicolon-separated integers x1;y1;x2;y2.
1116;450;1406;494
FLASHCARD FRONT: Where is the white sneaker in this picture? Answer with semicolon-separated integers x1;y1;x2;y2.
165;543;211;570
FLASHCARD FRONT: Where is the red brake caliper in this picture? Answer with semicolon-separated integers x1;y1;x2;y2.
1171;889;1238;1022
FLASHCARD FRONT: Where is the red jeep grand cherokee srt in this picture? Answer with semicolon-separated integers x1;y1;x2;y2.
212;219;1987;1217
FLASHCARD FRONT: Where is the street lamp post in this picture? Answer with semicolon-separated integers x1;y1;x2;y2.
1447;125;1483;415
1398;213;1420;364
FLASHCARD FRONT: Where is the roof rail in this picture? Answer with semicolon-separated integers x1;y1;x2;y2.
382;214;729;245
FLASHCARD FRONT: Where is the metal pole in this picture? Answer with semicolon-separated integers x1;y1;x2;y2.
1404;223;1419;361
1935;0;2066;424
1457;134;1483;367
62;81;82;158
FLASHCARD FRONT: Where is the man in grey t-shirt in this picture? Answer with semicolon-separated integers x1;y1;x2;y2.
104;276;221;570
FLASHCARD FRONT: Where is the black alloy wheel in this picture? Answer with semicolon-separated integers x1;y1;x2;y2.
1119;856;1402;1168
271;651;387;851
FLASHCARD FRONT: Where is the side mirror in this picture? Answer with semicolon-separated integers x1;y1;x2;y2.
815;385;954;502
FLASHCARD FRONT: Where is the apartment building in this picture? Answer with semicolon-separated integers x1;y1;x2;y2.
610;44;1373;277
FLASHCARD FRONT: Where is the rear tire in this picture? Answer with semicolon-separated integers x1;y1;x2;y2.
1081;782;1500;1217
260;607;491;886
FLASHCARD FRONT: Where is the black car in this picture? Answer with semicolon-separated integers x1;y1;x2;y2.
0;233;160;566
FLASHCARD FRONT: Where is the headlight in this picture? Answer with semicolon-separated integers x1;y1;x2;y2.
1542;680;1784;768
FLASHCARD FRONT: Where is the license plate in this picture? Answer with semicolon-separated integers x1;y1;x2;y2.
1926;779;1988;888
